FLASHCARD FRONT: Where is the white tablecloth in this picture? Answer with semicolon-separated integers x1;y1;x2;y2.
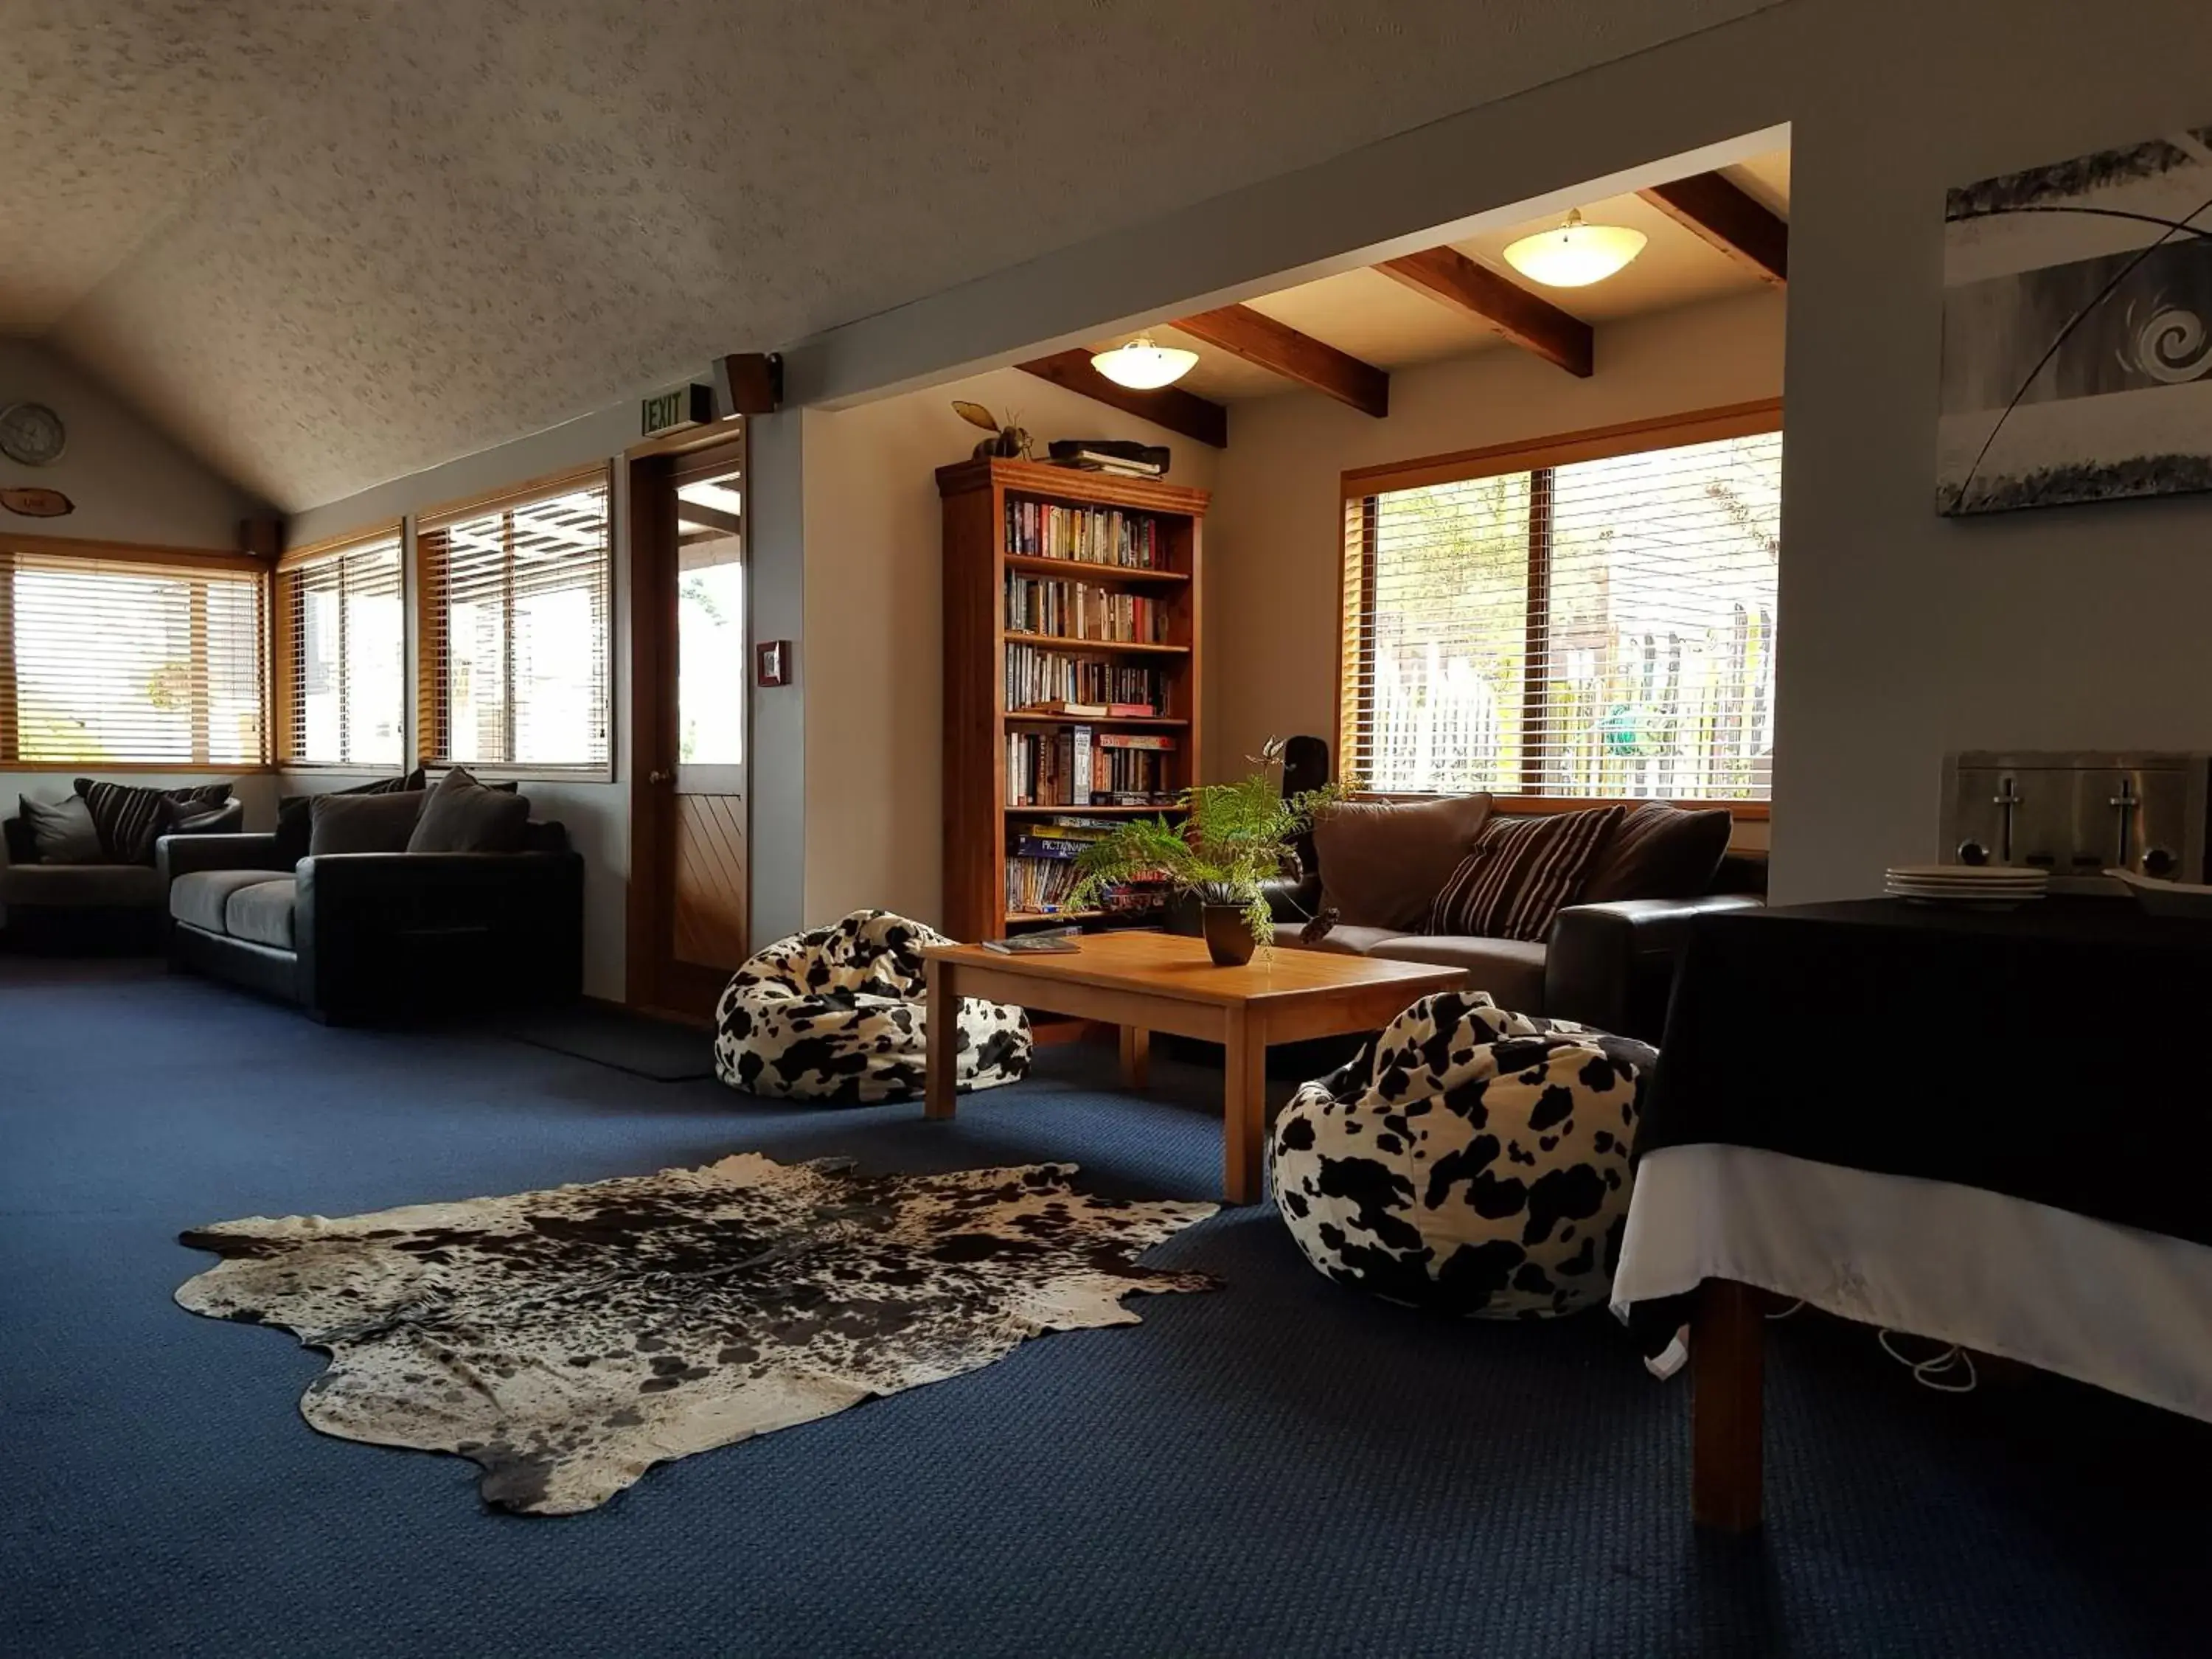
1611;1144;2212;1425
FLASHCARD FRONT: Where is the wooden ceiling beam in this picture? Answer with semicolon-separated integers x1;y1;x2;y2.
1375;246;1593;378
1015;349;1229;448
1638;174;1789;283
1170;305;1388;418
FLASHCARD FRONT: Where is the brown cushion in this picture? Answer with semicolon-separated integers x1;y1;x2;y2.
276;770;425;864
1367;935;1550;1016
19;794;105;864
309;789;427;855
1579;801;1734;904
0;863;164;908
1311;794;1492;931
1427;806;1625;943
223;879;297;950
170;869;282;933
1267;922;1405;957
407;767;530;854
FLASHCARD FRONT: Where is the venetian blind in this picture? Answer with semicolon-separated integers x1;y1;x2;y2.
417;472;611;771
0;548;265;766
1343;425;1781;801
277;529;405;767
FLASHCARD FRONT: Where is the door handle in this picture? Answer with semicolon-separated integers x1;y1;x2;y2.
647;769;672;785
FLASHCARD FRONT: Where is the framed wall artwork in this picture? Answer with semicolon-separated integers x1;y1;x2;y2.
1938;128;2212;515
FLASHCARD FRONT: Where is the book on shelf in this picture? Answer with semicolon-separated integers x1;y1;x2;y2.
1004;574;1169;643
1004;644;1166;715
1004;726;1176;809
1107;701;1156;718
1004;501;1164;569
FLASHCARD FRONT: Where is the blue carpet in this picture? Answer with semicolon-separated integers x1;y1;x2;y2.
4;959;2209;1658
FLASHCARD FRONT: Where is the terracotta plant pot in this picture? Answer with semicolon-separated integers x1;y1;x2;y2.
1200;902;1259;967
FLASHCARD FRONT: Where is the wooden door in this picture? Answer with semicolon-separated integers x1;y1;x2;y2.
628;434;751;1020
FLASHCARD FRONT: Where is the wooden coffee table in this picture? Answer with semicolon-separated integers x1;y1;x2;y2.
921;931;1466;1203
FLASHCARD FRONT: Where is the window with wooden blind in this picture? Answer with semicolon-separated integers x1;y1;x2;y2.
0;542;265;767
417;470;612;773
1340;403;1781;803
274;528;406;768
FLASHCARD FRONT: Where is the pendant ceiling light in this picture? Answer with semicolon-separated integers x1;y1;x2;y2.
1501;209;1648;288
1091;334;1200;390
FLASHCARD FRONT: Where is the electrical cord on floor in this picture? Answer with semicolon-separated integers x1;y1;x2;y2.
1878;1327;1979;1394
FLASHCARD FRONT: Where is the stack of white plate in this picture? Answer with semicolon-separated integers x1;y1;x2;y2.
1884;864;2048;906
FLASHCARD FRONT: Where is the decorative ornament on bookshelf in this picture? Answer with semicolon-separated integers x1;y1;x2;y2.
953;401;1034;460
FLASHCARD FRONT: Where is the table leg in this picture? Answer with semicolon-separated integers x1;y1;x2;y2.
1691;1279;1764;1531
924;960;959;1121
1220;1009;1269;1205
1119;1026;1150;1091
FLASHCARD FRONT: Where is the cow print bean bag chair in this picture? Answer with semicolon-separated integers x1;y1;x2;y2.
714;910;1032;1105
1267;991;1656;1318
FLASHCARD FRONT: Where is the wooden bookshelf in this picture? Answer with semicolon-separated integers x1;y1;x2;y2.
937;457;1208;942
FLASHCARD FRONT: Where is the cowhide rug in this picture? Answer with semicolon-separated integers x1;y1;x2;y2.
175;1155;1216;1514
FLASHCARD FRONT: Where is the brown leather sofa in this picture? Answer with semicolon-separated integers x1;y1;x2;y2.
1267;793;1764;1043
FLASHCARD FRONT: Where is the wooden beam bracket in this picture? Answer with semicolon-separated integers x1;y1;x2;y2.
1015;350;1228;448
1639;175;1789;284
1172;305;1388;418
1377;246;1593;378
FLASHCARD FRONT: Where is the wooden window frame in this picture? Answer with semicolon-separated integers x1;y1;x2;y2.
1337;400;1781;820
414;465;615;782
274;522;406;773
0;533;273;774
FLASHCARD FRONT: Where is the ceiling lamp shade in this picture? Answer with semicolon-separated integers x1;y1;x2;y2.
1501;209;1648;288
1091;335;1200;390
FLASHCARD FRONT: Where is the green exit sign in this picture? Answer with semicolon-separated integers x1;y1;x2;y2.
642;383;714;437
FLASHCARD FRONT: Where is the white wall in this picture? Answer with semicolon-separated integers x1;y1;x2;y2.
3;341;278;851
779;0;2212;905
0;338;266;547
285;403;649;1000
1207;288;1786;787
798;365;1217;930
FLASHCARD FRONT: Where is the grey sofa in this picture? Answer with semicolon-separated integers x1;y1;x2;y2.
161;825;585;1023
1;796;244;953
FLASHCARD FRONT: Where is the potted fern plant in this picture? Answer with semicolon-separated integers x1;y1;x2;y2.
1067;742;1341;967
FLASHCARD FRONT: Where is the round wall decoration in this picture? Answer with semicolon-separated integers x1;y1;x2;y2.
0;401;68;467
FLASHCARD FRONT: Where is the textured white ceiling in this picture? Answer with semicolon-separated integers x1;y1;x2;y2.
4;0;1781;511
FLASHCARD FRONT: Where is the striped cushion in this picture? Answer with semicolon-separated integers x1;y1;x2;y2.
1426;806;1626;943
72;779;233;866
74;780;175;866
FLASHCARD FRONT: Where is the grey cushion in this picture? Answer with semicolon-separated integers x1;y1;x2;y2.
1268;922;1405;957
310;789;427;855
408;767;529;854
223;879;297;950
19;794;104;864
170;869;288;933
1366;935;1549;1016
0;863;164;908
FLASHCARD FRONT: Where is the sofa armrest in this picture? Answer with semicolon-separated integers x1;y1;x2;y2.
1262;874;1324;925
1544;894;1764;1043
293;852;585;1018
157;832;289;885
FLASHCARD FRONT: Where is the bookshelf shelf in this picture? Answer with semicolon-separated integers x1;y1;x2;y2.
1003;554;1189;585
939;456;1208;942
1000;631;1190;656
1004;712;1189;728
